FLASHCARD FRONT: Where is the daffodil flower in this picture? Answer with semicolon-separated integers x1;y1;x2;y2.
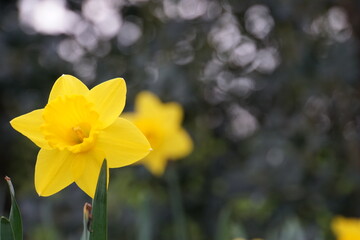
123;91;193;176
332;216;360;240
10;75;151;198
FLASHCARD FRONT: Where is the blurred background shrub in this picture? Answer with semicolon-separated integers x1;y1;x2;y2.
1;0;360;239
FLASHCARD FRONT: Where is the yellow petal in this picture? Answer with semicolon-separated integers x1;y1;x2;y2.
10;109;50;149
162;102;183;129
97;117;151;168
48;75;89;102
75;149;106;198
120;112;135;122
143;152;168;176
35;149;75;196
135;91;183;129
135;91;162;116
162;129;193;159
87;78;126;128
332;216;360;239
70;151;88;180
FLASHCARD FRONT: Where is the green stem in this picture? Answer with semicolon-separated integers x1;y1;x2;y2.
137;192;151;240
215;206;231;240
166;164;187;240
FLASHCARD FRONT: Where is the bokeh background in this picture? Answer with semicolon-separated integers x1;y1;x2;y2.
0;0;360;239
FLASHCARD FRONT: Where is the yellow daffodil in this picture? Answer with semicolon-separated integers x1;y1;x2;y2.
332;216;360;240
10;75;151;198
123;91;193;176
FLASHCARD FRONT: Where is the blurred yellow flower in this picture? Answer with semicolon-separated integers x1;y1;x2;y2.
123;91;193;176
332;216;360;240
10;75;151;198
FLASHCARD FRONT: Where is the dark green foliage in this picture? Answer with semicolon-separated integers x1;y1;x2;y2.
90;160;108;240
6;179;22;240
1;217;14;240
1;177;22;240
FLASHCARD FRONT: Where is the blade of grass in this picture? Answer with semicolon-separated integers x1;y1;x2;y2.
1;217;14;240
89;160;108;240
4;177;22;240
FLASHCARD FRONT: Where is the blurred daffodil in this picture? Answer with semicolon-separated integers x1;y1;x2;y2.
332;216;360;240
123;91;193;176
10;75;151;198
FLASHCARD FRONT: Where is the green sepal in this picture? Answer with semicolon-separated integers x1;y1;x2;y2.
89;160;108;240
0;217;15;240
5;177;23;240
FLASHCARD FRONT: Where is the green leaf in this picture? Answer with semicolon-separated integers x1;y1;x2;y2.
5;177;23;240
81;203;91;240
1;217;15;240
89;160;108;240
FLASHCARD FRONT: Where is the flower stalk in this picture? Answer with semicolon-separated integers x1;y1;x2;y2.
166;164;188;240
